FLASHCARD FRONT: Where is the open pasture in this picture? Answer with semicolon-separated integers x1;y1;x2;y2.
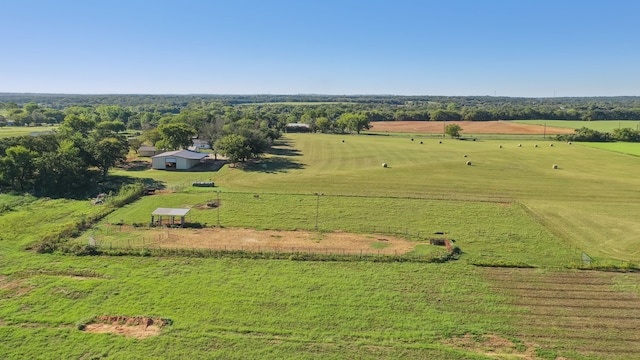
2;131;640;359
108;133;640;263
579;141;640;156
367;120;575;136
0;125;58;138
516;119;640;132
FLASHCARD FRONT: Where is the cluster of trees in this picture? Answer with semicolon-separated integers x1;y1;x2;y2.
0;115;129;195
556;127;640;142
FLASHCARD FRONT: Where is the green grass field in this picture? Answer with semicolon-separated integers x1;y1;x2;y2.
2;133;640;359
0;125;58;138
516;119;640;132
579;141;640;156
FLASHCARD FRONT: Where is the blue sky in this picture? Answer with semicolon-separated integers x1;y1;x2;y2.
1;0;638;97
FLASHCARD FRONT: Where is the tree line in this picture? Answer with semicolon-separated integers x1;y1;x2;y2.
4;95;640;128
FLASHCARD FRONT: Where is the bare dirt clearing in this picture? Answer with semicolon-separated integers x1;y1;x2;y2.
82;316;169;339
369;121;575;135
110;226;428;255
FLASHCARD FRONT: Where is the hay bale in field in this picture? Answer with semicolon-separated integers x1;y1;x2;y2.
549;143;554;147
420;141;423;144
568;141;572;145
439;140;442;144
518;144;522;147
552;164;558;169
466;161;472;166
382;163;388;168
534;144;539;147
341;139;345;143
499;145;502;148
463;154;468;158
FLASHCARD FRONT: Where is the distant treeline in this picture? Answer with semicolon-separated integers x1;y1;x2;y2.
2;94;640;125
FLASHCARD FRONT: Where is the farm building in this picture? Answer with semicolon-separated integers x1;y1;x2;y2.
138;146;157;157
285;123;311;133
188;139;211;152
151;150;208;170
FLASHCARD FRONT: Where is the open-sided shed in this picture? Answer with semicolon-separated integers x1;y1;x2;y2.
151;208;190;227
151;150;208;170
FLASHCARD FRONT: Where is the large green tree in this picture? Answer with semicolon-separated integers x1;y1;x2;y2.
0;145;37;191
445;124;462;138
156;123;196;150
90;135;129;180
214;134;251;165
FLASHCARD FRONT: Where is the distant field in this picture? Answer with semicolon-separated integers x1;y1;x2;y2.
578;142;640;156
516;119;640;132
368;120;575;136
0;125;57;138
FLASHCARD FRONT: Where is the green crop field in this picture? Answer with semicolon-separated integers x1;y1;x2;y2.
516;119;640;132
2;133;640;359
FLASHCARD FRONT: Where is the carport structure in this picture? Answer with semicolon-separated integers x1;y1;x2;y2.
151;208;190;227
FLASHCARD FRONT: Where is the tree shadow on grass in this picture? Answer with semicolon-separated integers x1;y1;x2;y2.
267;139;302;157
241;157;305;173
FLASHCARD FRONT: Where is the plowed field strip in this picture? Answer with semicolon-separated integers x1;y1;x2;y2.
514;321;640;331
486;278;614;286
497;292;640;301
489;286;626;294
511;302;640;310
514;332;640;343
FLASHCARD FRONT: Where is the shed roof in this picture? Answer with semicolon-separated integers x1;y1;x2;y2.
152;208;190;216
152;150;208;160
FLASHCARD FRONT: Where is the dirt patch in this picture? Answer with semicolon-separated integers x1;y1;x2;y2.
443;334;542;359
369;121;575;135
82;316;170;339
0;277;33;297
116;227;427;255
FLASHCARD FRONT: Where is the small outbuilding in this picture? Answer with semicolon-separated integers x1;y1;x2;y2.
151;150;208;170
188;139;211;152
151;208;190;227
138;146;157;157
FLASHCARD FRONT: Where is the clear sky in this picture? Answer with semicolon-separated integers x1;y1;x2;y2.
1;0;638;97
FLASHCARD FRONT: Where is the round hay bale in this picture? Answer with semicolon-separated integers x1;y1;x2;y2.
568;141;572;145
552;164;558;169
466;161;472;166
382;163;388;168
499;145;502;148
518;144;522;147
463;154;468;158
341;139;345;143
534;144;538;147
549;143;554;147
420;141;423;144
438;141;442;144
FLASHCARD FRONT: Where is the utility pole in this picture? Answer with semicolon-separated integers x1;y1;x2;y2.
315;193;323;231
216;191;220;227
